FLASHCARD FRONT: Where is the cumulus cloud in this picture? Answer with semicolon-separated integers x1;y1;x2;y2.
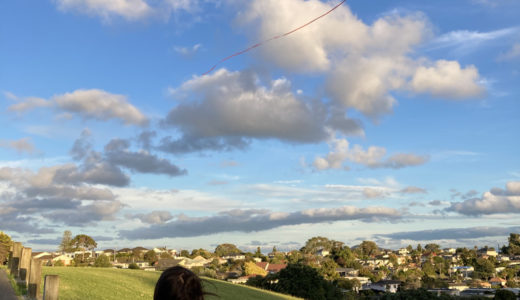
161;69;362;153
410;60;484;99
379;226;520;241
120;206;402;239
313;137;428;171
238;0;484;117
0;138;36;154
8;89;148;126
447;181;520;215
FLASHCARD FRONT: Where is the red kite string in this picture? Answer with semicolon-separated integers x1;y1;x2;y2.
202;0;347;75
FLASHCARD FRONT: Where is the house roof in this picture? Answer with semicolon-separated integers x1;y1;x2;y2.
256;262;268;270
267;263;287;272
156;258;185;271
489;277;506;283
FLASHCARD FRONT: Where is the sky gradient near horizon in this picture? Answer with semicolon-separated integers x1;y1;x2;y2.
0;0;519;252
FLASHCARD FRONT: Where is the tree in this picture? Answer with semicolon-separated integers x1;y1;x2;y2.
71;234;97;261
502;233;520;255
335;278;361;291
0;231;12;265
358;241;379;258
144;250;158;264
319;258;339;280
276;264;342;300
94;255;111;267
214;244;241;257
424;243;440;254
302;236;335;254
59;230;73;253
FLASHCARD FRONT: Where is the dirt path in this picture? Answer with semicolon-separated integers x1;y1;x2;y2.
0;268;18;300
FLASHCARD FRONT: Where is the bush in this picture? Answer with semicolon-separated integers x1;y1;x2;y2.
94;255;111;268
54;260;64;267
128;263;140;269
495;289;517;300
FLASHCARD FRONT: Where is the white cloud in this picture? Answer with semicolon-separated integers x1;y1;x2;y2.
8;89;148;126
410;60;485;99
173;44;202;56
448;181;520;215
54;0;152;20
238;0;484;117
313;137;428;171
427;27;518;53
161;69;361;153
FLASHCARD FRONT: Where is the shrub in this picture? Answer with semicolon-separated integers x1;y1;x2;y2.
128;263;140;269
94;255;111;268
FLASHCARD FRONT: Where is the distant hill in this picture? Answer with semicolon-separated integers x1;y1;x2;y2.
40;267;301;300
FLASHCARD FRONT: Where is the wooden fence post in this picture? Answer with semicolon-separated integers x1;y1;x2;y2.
19;247;32;286
7;244;13;272
43;275;59;300
10;242;22;278
28;258;42;300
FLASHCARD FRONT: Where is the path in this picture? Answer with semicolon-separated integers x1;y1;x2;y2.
0;268;18;300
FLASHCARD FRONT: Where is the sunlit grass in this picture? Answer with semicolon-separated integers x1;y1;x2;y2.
40;267;300;300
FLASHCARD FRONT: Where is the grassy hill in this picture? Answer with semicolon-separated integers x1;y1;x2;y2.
40;267;301;300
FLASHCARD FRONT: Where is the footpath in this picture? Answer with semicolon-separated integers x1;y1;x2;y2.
0;268;18;300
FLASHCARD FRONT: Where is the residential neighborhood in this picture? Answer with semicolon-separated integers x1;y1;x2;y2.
5;232;518;299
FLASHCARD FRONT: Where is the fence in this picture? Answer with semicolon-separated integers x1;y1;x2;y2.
6;241;59;300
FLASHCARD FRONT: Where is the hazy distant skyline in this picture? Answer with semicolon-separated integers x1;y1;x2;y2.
1;0;519;252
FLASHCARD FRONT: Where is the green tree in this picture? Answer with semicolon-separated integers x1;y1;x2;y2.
276;263;342;300
502;233;520;255
319;258;339;280
144;250;158;263
425;243;440;254
0;231;13;265
59;230;74;253
214;244;241;257
94;255;111;267
358;241;379;258
71;234;97;261
335;278;361;291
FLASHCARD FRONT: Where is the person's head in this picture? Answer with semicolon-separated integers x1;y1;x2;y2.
154;266;205;300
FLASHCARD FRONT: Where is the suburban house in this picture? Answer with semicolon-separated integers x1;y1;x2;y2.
368;280;402;293
222;254;246;261
336;267;359;277
489;277;507;288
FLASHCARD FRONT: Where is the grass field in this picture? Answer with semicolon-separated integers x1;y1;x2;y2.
40;267;301;300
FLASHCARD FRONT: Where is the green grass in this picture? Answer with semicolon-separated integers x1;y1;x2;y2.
40;267;301;300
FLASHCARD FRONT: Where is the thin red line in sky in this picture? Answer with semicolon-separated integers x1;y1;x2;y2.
202;0;347;75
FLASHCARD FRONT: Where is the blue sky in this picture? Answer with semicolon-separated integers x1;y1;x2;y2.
1;0;519;252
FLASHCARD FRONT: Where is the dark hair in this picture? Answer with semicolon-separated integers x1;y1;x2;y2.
154;266;205;300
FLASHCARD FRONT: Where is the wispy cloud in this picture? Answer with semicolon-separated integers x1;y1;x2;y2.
425;27;519;54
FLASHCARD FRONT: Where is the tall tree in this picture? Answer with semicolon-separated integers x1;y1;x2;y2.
71;234;97;261
0;231;13;264
59;230;73;253
214;244;241;257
